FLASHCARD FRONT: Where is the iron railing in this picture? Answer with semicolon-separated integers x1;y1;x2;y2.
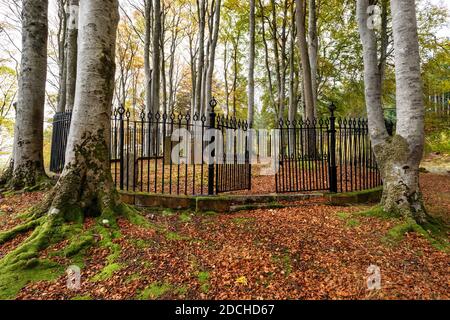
275;105;382;193
50;100;251;196
50;102;382;195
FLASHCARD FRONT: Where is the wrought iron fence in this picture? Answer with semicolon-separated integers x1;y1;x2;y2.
50;110;72;173
50;101;381;196
275;104;382;193
50;100;251;196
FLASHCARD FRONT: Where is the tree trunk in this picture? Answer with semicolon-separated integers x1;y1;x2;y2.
0;0;125;280
382;0;426;222
358;0;427;223
247;0;255;128
294;0;314;122
357;0;388;146
56;0;67;113
11;0;49;189
65;0;79;111
232;38;239;117
195;0;206;114
224;40;230;115
144;0;153;115
151;0;161;114
205;0;221;118
308;0;318;116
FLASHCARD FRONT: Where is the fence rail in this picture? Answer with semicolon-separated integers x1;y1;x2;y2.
50;100;251;196
50;101;382;196
275;104;382;193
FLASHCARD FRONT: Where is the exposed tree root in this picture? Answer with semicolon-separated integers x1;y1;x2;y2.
0;184;139;298
374;135;431;225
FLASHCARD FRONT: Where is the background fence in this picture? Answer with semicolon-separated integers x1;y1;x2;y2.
275;104;382;193
50;102;382;196
50;100;251;196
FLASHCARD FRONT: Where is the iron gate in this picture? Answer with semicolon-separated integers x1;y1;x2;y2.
275;104;382;193
213;109;252;194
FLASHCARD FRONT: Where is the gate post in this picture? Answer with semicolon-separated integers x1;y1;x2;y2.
118;105;125;191
328;102;338;193
208;98;217;195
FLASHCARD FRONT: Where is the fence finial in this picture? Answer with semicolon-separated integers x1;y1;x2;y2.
210;97;217;112
328;102;337;116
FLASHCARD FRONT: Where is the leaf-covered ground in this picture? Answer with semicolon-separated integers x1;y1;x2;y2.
0;173;448;300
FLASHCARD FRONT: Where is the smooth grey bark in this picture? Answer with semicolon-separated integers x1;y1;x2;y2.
357;0;389;146
385;0;426;221
205;0;221;117
247;0;255;128
308;0;318;115
161;7;167;114
288;8;297;125
223;40;231;114
151;0;161;114
11;0;48;188
259;0;276;119
56;0;68;113
278;0;288;120
294;0;314;121
65;0;79;111
270;0;282;117
188;31;197;114
358;0;427;222
231;33;240;117
56;0;120;213
144;0;153;114
194;0;206;114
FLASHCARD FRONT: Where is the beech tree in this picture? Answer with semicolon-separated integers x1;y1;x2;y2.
247;0;255;128
294;0;314;121
9;0;49;189
65;0;79;111
357;0;428;223
0;0;128;274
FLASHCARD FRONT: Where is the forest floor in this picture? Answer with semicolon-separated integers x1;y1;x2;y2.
0;173;449;300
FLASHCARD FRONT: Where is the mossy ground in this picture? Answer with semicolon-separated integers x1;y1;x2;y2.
337;205;449;252
1;172;449;300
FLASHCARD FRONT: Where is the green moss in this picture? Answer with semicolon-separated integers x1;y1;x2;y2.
336;212;350;220
89;222;123;282
179;212;192;223
271;253;292;276
130;238;152;249
175;285;188;296
138;282;172;299
346;219;360;228
232;217;255;225
383;218;449;251
0;217;44;245
121;205;158;230
125;273;143;283
63;234;94;258
71;295;93;300
197;271;210;293
162;209;175;217
355;205;401;220
91;263;122;282
0;259;63;299
166;231;189;241
199;211;218;217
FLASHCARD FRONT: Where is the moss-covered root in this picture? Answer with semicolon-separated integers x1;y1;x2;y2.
0;213;65;271
381;184;429;224
7;165;52;192
0;217;44;246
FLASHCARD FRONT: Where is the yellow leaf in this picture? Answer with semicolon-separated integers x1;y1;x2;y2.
235;276;248;286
